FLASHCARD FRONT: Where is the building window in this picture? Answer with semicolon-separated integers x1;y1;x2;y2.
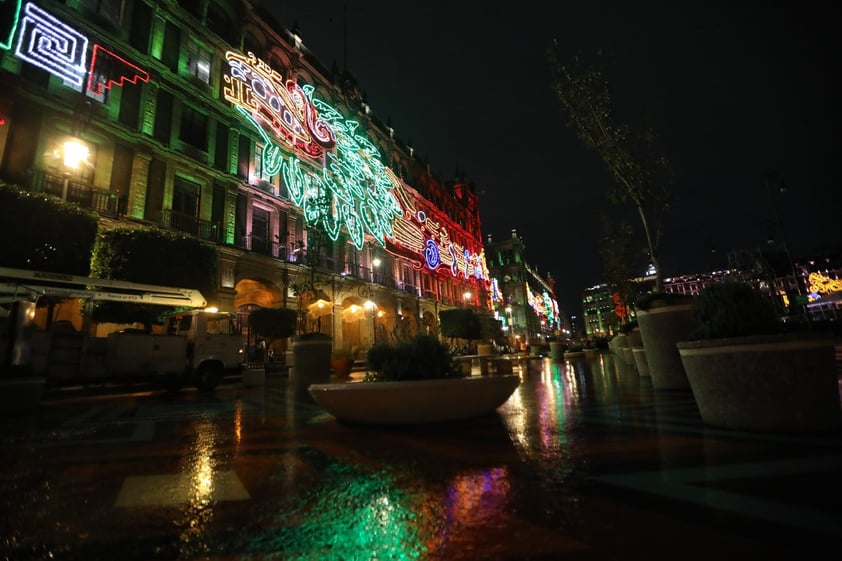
173;177;200;218
206;3;236;46
180;105;208;151
161;20;180;72
186;39;212;84
129;2;152;53
153;89;174;144
79;0;124;26
237;134;251;179
243;32;263;60
214;123;229;172
117;82;141;129
251;207;270;254
254;143;275;183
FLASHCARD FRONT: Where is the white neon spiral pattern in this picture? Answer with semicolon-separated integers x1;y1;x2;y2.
15;3;88;87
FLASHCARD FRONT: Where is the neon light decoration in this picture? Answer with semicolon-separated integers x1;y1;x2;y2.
224;49;488;279
490;278;502;305
0;0;22;50
9;4;149;96
15;2;88;87
86;44;150;96
224;51;335;158
808;272;842;294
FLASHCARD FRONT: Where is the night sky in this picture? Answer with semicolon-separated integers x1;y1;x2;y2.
266;2;839;317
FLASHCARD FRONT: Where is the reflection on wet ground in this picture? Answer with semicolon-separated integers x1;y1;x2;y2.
1;352;841;560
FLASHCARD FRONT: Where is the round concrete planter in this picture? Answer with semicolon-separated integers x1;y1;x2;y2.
242;367;266;387
289;334;332;392
677;333;841;432
308;374;521;425
636;303;695;390
549;341;565;362
632;346;649;377
608;333;627;356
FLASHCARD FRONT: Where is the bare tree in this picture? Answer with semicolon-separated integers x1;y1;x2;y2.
548;46;672;292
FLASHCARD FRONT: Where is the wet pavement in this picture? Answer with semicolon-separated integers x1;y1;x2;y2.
1;352;841;561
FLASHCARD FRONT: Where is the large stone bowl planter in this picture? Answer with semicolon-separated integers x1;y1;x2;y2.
632;346;649;377
677;333;841;432
608;333;627;356
549;341;565;362
289;334;332;393
637;302;695;390
308;374;521;425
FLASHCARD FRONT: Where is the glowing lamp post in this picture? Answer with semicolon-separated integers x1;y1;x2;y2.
463;291;472;309
505;306;514;348
369;257;381;343
61;139;88;200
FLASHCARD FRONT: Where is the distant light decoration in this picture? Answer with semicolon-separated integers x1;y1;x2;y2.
490;278;502;304
15;2;88;87
808;272;842;294
86;44;149;96
613;292;629;319
0;0;22;50
542;291;558;328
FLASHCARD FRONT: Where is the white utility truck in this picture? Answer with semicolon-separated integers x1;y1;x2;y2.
0;266;244;391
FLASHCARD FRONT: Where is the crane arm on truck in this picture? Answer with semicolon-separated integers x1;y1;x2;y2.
0;266;207;308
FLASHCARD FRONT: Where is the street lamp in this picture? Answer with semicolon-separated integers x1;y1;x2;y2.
505;306;513;347
463;290;472;308
61;139;88;200
369;257;381;343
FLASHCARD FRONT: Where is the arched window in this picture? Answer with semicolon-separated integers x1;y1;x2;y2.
206;3;236;46
243;32;263;60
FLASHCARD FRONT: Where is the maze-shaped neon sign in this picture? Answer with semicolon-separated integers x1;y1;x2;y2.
15;2;88;86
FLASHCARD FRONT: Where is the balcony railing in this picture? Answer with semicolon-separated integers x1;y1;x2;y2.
237;234;293;260
28;169;126;216
160;209;222;243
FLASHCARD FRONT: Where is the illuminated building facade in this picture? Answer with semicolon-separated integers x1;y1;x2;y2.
581;284;613;338
484;230;561;349
0;0;490;353
585;247;842;338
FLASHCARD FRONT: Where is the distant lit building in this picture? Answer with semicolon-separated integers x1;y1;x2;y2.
484;230;562;348
582;284;613;338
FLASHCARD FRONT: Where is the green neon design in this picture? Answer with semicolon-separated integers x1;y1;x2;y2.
0;0;22;51
235;85;401;250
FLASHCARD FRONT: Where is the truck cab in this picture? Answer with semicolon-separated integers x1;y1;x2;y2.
165;310;244;391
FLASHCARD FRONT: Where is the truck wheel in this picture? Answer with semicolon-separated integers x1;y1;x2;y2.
195;364;221;392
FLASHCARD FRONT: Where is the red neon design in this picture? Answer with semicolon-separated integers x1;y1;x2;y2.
87;44;150;96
